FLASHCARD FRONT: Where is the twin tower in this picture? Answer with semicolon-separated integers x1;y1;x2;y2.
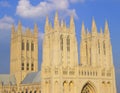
42;12;113;68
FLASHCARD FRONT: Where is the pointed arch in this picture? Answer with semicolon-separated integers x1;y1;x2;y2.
81;81;97;93
67;36;70;51
55;81;59;93
69;81;74;93
60;35;63;51
26;40;29;51
98;40;100;54
103;41;106;55
22;40;24;50
31;41;34;51
63;81;68;93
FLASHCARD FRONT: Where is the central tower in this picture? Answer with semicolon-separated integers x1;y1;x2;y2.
42;12;78;68
41;12;78;93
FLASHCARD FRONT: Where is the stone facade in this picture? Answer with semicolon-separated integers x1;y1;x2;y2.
0;12;117;93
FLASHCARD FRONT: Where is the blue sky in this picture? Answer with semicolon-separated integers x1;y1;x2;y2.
0;0;120;92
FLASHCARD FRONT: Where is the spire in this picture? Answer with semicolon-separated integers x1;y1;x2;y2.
33;24;38;37
34;23;38;33
70;15;75;33
17;21;22;33
81;22;86;39
45;16;50;33
54;11;59;29
104;21;110;38
91;18;97;36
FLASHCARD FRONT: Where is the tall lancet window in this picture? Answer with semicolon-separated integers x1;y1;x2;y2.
26;41;29;51
22;40;24;50
31;41;34;51
103;41;106;55
60;35;63;51
85;41;88;63
98;40;100;54
90;48;91;65
67;36;70;52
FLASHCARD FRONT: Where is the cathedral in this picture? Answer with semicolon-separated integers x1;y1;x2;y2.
0;12;117;93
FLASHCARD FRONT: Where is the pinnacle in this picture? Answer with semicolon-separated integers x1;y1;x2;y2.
91;18;97;35
81;22;86;35
45;16;49;25
34;23;38;33
81;22;86;39
17;20;22;33
54;11;59;29
104;21;109;33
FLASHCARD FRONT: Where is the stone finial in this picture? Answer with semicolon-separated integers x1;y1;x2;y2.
17;21;22;33
34;23;38;33
81;22;86;39
45;16;49;33
104;21;110;38
70;15;75;33
54;11;59;29
91;18;97;36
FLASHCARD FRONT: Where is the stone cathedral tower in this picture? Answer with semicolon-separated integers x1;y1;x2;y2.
80;20;116;93
10;22;38;84
41;13;116;93
41;12;78;93
80;19;113;67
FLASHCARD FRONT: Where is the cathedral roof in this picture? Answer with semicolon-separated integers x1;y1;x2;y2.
0;74;16;85
22;71;41;84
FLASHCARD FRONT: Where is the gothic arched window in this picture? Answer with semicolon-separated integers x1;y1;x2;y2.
103;41;106;55
31;63;34;71
98;40;100;54
26;41;29;51
60;35;63;51
27;63;29;70
31;42;34;51
67;36;70;51
85;41;88;63
22;40;24;50
21;62;24;70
